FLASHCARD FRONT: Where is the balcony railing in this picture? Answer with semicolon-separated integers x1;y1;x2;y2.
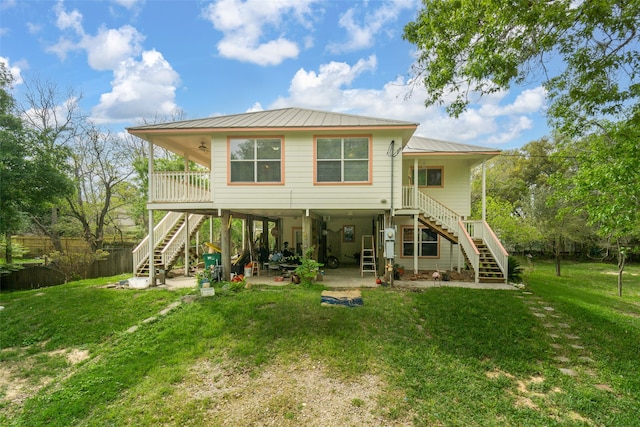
151;171;211;203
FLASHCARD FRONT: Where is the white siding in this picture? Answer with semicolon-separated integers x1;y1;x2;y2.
393;217;463;272
211;130;405;210
402;158;473;217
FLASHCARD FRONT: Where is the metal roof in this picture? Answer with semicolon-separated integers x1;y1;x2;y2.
404;135;501;154
127;107;418;131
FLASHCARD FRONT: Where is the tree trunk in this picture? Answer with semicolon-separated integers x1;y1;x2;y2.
50;207;63;252
554;238;561;277
4;231;13;264
617;243;625;297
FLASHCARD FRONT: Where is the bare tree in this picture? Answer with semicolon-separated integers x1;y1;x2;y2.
18;76;85;251
65;125;135;252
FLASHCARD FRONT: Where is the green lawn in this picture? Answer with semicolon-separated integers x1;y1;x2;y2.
1;261;638;426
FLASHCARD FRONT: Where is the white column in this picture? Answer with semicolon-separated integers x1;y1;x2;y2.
413;213;419;274
184;213;190;277
147;140;155;284
413;158;419;208
482;160;487;221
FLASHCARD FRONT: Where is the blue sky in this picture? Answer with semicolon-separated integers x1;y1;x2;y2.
1;0;549;149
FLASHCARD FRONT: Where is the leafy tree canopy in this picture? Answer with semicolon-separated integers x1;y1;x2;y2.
404;0;640;134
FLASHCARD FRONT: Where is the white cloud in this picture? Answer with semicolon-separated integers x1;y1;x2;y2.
26;22;43;34
46;2;179;123
81;25;144;70
92;50;180;123
0;56;24;85
246;102;264;113
271;55;377;108
201;0;317;66
1;0;17;10
112;0;142;9
53;1;84;34
328;0;418;53
269;57;547;147
48;7;145;71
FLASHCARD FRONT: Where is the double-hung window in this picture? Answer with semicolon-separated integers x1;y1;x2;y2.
412;166;443;187
315;136;370;183
229;137;282;183
401;226;439;257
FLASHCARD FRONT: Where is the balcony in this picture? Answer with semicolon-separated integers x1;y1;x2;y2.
151;171;211;203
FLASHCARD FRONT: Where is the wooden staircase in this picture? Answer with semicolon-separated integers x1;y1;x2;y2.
475;239;506;283
403;187;508;284
133;213;206;277
418;213;458;243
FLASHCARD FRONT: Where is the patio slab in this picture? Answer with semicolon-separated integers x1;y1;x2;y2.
162;267;517;291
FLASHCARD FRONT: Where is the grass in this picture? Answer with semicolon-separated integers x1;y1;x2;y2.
0;262;639;426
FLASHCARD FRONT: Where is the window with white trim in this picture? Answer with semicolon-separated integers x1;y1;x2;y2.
401;226;439;257
230;138;282;183
316;137;369;183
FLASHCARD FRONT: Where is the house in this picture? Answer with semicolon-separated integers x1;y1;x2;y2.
127;107;507;283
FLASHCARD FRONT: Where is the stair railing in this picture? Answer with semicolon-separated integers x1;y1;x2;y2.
132;211;184;274
402;186;460;235
458;220;480;283
160;214;206;268
462;220;509;282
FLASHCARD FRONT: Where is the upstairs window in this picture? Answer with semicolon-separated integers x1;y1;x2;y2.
229;138;282;183
315;136;370;183
412;166;443;187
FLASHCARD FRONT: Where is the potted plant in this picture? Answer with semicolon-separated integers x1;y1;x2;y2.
294;247;323;285
196;268;216;295
393;263;405;280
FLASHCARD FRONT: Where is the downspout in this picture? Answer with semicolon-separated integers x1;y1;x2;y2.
390;139;395;224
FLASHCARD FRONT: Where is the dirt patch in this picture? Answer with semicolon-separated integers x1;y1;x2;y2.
0;346;90;417
176;356;412;426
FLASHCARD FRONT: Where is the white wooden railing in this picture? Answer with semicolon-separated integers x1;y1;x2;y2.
402;186;461;233
402;186;508;283
462;220;509;283
458;220;481;283
151;171;211;203
133;211;185;274
160;214;205;268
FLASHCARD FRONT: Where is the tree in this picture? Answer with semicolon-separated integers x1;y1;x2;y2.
66;126;135;252
0;65;73;263
403;1;640;135
553;122;640;295
18;76;81;251
0;65;28;263
472;138;592;269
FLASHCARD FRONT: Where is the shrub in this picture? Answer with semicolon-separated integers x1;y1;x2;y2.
294;247;323;285
508;256;524;282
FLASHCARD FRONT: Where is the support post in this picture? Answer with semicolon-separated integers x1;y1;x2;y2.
147;140;156;284
482;160;487;221
221;210;231;281
302;213;312;254
184;213;190;277
413;213;418;274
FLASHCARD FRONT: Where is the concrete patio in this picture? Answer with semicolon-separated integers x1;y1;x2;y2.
162;266;516;291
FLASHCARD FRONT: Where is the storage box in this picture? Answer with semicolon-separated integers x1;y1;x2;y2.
200;287;215;297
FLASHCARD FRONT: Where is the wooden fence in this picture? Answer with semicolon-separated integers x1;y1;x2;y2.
11;235;92;257
1;247;134;291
